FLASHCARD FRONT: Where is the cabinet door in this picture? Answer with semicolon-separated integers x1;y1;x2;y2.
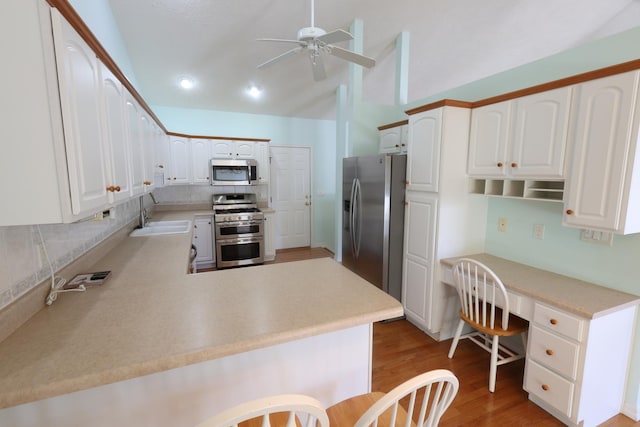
402;192;438;330
140;113;155;192
255;142;270;183
98;62;130;203
234;141;256;159
264;212;276;261
51;10;109;215
407;110;442;192
191;139;212;184
468;101;511;177
212;140;234;159
510;87;572;178
379;127;402;153
168;137;191;184
155;132;171;187
193;216;214;267
123;92;145;195
563;71;639;232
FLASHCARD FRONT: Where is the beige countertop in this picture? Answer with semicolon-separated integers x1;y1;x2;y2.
440;253;639;319
0;211;403;409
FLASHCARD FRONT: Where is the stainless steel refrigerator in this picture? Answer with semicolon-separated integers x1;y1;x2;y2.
342;154;406;301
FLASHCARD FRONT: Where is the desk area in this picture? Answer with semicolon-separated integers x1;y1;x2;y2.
440;254;639;427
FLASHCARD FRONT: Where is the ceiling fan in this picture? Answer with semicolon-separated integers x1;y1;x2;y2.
256;0;376;81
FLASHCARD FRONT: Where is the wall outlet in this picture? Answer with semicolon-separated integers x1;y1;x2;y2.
581;229;614;246
498;217;508;232
533;224;545;240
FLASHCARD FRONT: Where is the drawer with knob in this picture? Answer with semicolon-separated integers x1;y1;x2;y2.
525;359;575;417
533;303;584;342
528;325;580;380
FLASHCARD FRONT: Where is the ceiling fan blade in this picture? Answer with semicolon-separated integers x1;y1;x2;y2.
309;54;327;81
258;47;303;69
257;38;303;45
329;46;376;68
316;29;353;45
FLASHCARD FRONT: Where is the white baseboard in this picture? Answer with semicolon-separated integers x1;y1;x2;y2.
621;402;640;421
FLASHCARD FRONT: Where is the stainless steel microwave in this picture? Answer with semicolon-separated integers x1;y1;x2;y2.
210;159;258;186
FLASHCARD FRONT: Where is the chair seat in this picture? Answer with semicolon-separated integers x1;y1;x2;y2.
327;391;415;426
459;309;528;337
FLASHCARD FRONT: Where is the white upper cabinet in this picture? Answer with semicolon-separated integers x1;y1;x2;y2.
379;123;408;154
563;71;640;234
98;62;130;203
51;9;110;215
255;141;270;183
509;87;572;178
123;92;145;196
139;112;156;192
191;139;213;183
212;140;256;159
467;101;511;177
468;87;571;178
406;109;442;192
168;136;192;184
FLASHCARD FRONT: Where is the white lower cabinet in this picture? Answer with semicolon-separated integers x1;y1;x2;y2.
524;302;637;426
402;192;437;329
192;216;215;270
263;211;276;261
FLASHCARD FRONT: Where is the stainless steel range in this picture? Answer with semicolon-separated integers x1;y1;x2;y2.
213;193;264;269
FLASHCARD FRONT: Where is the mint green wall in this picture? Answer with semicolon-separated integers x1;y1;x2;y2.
152;106;337;251
68;0;139;89
485;197;640;414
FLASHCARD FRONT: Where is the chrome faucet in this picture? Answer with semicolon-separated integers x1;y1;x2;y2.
139;195;149;228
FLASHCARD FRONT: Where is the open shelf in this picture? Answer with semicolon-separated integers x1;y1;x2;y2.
469;178;564;202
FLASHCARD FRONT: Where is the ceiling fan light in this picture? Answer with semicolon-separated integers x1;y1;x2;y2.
178;76;194;89
247;84;262;99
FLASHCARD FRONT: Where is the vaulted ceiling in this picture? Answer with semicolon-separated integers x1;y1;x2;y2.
105;0;640;119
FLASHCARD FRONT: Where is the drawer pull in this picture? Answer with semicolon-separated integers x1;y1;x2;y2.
549;318;558;325
545;349;554;356
541;384;550;391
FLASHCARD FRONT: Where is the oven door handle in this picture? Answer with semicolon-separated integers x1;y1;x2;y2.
218;237;263;244
216;220;263;227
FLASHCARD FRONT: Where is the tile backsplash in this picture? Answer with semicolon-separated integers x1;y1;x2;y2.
154;184;268;204
0;197;147;312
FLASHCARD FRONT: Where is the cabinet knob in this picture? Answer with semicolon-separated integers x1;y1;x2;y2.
541;384;550;391
497;162;504;167
566;209;574;215
545;349;554;356
395;144;400;148
158;164;164;169
549;318;558;325
115;186;121;192
511;162;518;168
106;186;115;192
404;201;409;206
404;180;409;185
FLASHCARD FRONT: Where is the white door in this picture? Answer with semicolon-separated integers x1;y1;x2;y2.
271;146;311;249
406;109;442;192
467;101;512;177
191;139;212;183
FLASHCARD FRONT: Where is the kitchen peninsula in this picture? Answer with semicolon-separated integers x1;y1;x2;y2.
0;211;403;426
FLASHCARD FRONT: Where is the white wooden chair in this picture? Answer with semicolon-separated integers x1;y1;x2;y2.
195;394;330;427
447;258;528;392
327;369;459;427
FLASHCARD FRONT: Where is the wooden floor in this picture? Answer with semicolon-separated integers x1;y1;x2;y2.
372;320;638;426
265;246;334;264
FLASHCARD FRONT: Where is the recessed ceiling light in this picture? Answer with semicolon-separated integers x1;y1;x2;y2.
246;84;262;99
178;76;194;90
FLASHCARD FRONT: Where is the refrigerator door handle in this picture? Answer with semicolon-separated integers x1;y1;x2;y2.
349;177;357;258
354;177;362;258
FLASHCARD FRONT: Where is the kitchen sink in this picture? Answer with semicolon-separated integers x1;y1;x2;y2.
129;220;192;237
